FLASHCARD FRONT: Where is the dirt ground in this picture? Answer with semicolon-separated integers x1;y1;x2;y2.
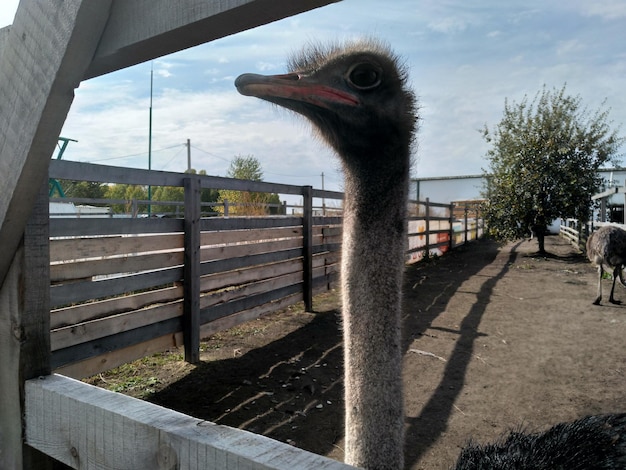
87;235;626;469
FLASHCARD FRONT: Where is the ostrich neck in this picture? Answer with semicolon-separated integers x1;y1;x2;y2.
341;159;408;470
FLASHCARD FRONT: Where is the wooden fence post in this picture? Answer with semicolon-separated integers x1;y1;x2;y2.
183;177;201;363
0;183;57;469
302;186;313;312
464;205;469;243
449;202;455;250
425;198;430;257
475;205;479;241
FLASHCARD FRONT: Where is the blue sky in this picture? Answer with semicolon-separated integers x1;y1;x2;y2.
2;1;625;195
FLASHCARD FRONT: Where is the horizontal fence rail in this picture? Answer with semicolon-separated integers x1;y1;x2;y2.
25;374;354;470
47;160;483;378
560;218;626;251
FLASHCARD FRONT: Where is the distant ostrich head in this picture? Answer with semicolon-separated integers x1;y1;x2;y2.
235;39;417;179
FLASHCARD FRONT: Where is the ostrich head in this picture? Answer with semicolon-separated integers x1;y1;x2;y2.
235;39;417;181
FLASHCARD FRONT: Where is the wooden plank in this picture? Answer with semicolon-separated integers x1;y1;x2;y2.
49;159;320;197
0;1;112;287
0;185;53;469
50;217;183;237
200;272;302;310
51;285;183;329
50;250;184;282
312;188;344;200
199;258;302;293
51;317;182;369
312;216;343;225
25;374;354;469
54;333;184;379
51;300;182;352
200;248;302;276
50;266;183;307
50;233;184;263
183;177;201;363
84;0;339;78
200;217;303;232
201;237;302;262
199;293;303;339
201;226;302;246
200;284;301;324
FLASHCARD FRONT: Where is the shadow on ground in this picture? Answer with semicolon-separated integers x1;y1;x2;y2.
402;239;520;467
148;238;507;463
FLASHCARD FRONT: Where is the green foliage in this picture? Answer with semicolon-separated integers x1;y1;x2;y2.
217;155;282;215
482;84;624;250
104;184;148;214
54;180;107;199
226;155;264;180
151;185;184;215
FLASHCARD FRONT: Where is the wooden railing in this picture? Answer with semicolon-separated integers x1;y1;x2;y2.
49;160;342;378
407;198;485;263
47;160;484;379
560;218;626;251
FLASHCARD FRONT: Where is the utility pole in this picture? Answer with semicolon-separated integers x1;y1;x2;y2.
187;138;191;171
148;62;153;216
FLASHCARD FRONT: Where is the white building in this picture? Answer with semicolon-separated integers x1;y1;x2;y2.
412;168;626;227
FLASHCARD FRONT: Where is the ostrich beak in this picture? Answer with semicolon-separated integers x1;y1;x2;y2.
235;72;360;109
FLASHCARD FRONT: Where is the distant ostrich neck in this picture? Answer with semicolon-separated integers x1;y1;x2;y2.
341;165;408;468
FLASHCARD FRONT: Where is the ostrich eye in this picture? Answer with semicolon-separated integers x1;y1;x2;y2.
347;63;382;90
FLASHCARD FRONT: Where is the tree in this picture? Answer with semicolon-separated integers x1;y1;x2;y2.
104;184;148;215
482;84;624;253
51;180;106;200
149;169;220;216
217;155;282;216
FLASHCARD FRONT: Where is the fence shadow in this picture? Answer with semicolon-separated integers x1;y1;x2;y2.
148;238;505;463
402;238;522;468
148;306;347;458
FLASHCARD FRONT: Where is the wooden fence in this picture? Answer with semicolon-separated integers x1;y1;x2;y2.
407;198;485;263
0;159;487;469
46;160;485;380
560;218;626;251
48;160;342;378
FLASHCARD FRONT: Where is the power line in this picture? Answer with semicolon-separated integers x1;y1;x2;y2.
88;144;184;163
189;144;232;162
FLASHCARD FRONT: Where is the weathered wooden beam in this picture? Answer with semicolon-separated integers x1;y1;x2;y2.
25;374;355;469
0;185;53;469
0;1;113;287
84;0;340;79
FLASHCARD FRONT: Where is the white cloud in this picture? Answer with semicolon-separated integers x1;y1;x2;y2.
427;16;469;34
4;0;620;188
572;0;626;20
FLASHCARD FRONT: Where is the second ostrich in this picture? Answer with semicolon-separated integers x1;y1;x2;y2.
586;225;626;305
236;39;415;469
